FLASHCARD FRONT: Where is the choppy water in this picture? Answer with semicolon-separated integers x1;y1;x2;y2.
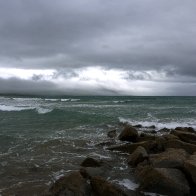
0;96;196;195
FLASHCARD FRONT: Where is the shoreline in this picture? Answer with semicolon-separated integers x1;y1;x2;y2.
42;124;196;196
0;122;196;195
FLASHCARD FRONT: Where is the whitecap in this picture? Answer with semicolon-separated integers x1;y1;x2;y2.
118;117;196;130
45;98;59;101
70;99;80;101
36;107;53;114
61;99;69;102
0;104;34;111
13;97;42;101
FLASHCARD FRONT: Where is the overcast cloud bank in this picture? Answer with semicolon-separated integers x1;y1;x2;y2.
0;0;196;95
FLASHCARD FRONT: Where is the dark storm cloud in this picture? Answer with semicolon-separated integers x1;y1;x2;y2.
0;77;58;95
0;77;121;96
0;0;196;95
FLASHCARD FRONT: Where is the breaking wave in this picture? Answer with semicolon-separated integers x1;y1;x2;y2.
36;108;53;114
0;104;34;112
118;117;196;129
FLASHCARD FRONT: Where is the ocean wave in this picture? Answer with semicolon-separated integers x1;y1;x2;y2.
70;99;80;102
13;97;42;101
118;117;196;129
45;98;59;102
61;99;69;102
44;98;80;102
113;100;131;104
0;104;34;112
36;107;53;114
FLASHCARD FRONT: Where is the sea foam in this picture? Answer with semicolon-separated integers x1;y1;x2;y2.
0;104;34;111
118;117;196;129
114;179;139;190
36;107;53;114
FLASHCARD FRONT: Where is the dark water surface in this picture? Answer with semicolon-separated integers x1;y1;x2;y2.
0;96;196;195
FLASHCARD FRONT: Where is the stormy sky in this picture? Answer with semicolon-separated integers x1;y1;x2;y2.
0;0;196;96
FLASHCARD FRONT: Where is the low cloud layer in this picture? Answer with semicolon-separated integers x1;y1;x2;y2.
0;0;196;95
0;67;196;96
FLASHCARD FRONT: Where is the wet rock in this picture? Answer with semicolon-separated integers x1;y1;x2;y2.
164;139;196;154
147;125;156;129
118;125;139;142
158;127;171;133
146;130;157;134
138;133;157;142
90;176;129;196
170;130;196;145
108;141;158;154
153;134;179;152
150;148;189;169
133;124;142;128
49;171;90;196
107;129;117;138
80;167;105;179
136;166;190;196
128;146;148;167
163;134;179;140
184;154;196;184
175;127;195;133
81;157;101;167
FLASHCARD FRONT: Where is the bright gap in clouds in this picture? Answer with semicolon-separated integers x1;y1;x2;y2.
0;68;56;80
0;66;195;95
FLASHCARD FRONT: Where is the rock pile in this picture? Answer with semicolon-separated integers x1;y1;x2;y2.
47;125;196;196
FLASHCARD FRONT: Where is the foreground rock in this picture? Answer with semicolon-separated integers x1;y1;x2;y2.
175;127;195;133
90;176;130;196
49;171;90;196
136;166;190;196
164;139;196;154
128;146;148;167
118;125;138;142
80;157;101;167
108;141;158;154
47;126;196;196
171;129;196;145
150;148;189;169
184;153;196;185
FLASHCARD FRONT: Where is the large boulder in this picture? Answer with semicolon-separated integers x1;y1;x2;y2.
163;134;179;140
80;167;105;180
108;141;158;154
175;127;195;133
150;148;189;169
170;130;196;145
137;133;157;142
80;157;101;167
49;171;90;196
184;154;196;184
118;126;138;142
128;146;148;167
136;166;190;196
164;139;196;154
90;176;130;196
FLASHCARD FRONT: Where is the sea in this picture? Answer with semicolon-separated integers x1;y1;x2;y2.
0;95;196;195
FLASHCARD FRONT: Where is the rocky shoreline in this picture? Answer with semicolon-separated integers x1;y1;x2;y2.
45;124;196;196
